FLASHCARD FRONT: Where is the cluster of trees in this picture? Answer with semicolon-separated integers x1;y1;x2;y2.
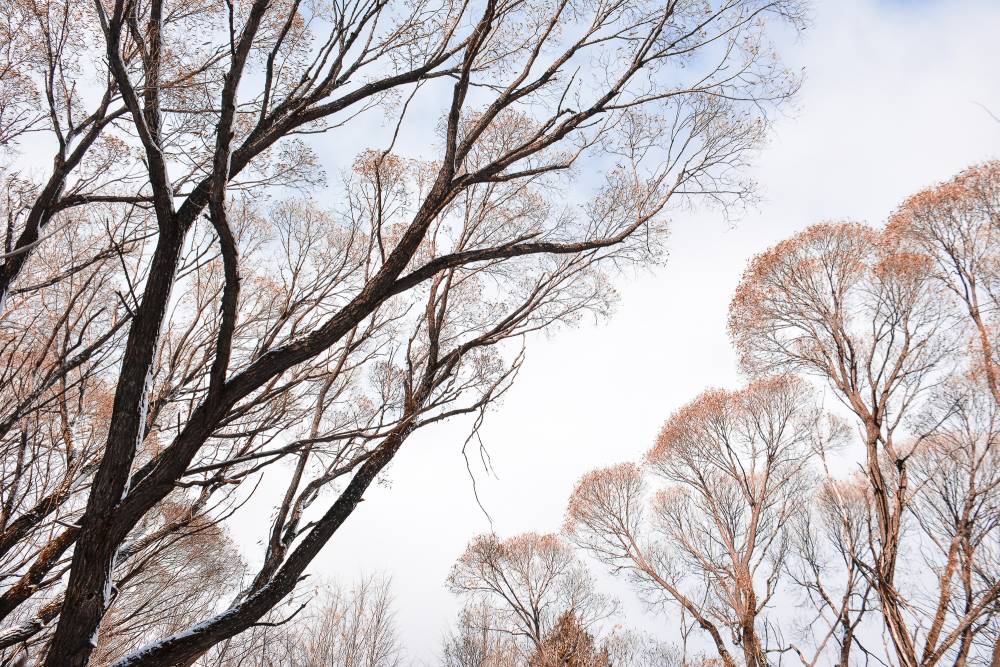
435;160;1000;667
558;161;1000;667
440;532;682;667
0;0;803;664
0;0;996;660
204;575;404;667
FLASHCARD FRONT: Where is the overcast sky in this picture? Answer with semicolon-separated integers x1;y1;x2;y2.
255;0;1000;661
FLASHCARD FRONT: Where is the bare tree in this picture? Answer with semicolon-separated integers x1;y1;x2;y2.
194;575;402;667
447;532;617;659
88;507;248;666
729;215;1000;666
0;0;804;662
730;221;950;666
602;630;683;667
907;376;1000;667
566;375;823;667
282;575;403;667
441;601;522;667
887;161;1000;404
886;159;1000;666
784;476;876;667
528;610;610;667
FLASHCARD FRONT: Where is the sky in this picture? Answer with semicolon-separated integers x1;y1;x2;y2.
247;0;1000;661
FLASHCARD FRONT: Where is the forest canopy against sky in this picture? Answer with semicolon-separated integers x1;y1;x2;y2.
1;0;999;665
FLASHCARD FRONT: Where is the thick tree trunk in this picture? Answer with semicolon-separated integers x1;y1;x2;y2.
42;226;185;667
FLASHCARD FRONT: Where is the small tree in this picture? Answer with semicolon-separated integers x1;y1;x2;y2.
447;532;616;657
441;601;521;667
528;611;610;667
199;575;402;667
784;475;876;666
